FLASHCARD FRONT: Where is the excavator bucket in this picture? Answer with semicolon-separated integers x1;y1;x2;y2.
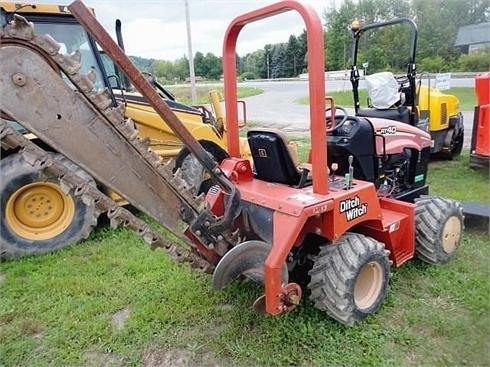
212;240;288;289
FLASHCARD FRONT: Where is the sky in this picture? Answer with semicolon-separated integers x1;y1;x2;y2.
32;0;339;60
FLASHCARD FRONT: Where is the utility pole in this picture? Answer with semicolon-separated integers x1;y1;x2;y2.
184;0;197;105
266;53;270;79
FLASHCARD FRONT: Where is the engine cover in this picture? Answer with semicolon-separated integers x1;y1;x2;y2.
369;118;432;155
327;116;431;202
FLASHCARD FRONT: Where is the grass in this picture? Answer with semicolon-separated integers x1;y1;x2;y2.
446;87;476;111
1;153;488;366
296;89;365;107
297;87;476;111
427;155;490;203
166;85;262;105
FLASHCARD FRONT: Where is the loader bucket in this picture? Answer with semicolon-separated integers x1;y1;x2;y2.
212;240;288;289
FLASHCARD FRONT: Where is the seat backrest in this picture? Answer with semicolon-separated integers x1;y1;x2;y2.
247;128;301;185
357;106;411;125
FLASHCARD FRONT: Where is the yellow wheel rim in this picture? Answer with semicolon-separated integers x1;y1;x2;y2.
354;261;384;310
5;182;75;240
442;216;461;254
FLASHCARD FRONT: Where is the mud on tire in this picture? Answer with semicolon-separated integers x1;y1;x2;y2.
1;153;98;259
308;233;391;325
414;195;464;265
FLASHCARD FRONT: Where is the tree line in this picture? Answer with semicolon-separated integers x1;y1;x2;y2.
131;0;489;82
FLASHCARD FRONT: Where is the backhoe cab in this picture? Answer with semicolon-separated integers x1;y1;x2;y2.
350;18;464;158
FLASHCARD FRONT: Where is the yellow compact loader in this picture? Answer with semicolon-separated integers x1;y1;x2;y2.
350;18;464;158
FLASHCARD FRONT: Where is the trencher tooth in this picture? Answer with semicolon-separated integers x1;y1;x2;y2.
71;73;95;93
54;53;81;75
105;104;125;123
33;34;60;55
71;49;82;63
87;68;97;84
92;89;112;110
4;14;34;40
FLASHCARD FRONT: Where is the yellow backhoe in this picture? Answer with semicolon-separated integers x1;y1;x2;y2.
0;2;248;256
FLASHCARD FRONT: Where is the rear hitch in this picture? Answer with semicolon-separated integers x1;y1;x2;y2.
252;283;302;315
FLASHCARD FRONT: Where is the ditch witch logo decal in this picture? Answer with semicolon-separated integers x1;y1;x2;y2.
339;195;368;221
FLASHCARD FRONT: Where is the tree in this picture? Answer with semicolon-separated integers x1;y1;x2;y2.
297;30;308;72
203;52;222;80
243;50;267;79
413;0;489;64
323;0;357;70
174;56;189;81
418;56;452;73
194;51;205;77
458;47;490;72
153;60;177;83
133;0;490;81
270;43;288;78
129;55;157;73
285;35;301;77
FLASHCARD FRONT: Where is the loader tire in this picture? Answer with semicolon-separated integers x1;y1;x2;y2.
1;153;98;259
414;196;464;265
174;141;229;194
308;233;390;325
450;129;464;158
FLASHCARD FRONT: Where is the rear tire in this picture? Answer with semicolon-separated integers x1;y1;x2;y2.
1;153;98;259
450;128;464;158
174;141;229;195
308;233;391;325
414;196;464;264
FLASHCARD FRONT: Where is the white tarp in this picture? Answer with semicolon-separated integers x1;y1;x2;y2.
365;72;400;109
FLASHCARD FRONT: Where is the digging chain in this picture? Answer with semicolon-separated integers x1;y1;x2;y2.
0;122;213;272
1;16;214;272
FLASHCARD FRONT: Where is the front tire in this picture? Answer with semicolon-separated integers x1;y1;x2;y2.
1;153;98;259
308;233;391;325
414;196;464;265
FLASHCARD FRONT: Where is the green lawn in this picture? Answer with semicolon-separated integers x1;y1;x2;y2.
1;153;488;366
446;87;477;111
296;89;364;107
166;85;262;105
297;86;476;111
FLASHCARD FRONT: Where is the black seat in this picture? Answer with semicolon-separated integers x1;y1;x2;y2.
247;128;307;187
357;106;411;125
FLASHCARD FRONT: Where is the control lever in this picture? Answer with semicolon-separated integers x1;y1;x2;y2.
330;162;338;182
345;155;354;189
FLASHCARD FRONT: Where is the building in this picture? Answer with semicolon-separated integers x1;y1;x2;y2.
455;23;490;54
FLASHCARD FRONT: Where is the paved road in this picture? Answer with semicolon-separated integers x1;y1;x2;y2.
239;78;475;148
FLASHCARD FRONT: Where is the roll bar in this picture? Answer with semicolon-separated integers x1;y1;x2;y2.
350;18;418;115
222;0;329;194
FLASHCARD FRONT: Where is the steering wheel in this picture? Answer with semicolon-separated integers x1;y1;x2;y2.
325;106;349;132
